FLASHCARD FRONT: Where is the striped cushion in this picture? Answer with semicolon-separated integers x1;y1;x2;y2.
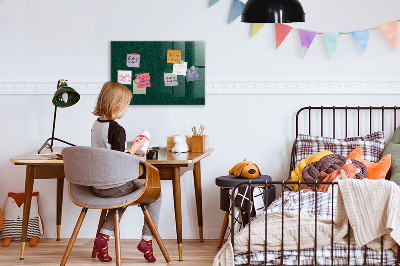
295;131;385;166
1;217;40;240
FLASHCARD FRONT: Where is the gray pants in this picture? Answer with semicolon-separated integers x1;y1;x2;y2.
92;180;162;240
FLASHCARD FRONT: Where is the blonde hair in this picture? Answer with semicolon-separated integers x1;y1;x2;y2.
93;82;133;120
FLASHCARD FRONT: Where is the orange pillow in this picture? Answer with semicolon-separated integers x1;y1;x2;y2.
347;146;391;180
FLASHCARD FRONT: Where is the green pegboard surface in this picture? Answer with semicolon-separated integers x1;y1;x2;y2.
111;41;205;105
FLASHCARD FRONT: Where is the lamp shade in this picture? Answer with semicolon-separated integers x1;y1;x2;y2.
52;84;80;108
241;0;305;23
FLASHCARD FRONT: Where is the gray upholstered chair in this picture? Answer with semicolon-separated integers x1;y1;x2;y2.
60;146;171;265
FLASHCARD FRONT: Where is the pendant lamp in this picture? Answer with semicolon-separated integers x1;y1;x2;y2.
38;79;80;154
242;0;305;23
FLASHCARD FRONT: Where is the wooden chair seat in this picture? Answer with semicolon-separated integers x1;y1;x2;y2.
60;146;171;265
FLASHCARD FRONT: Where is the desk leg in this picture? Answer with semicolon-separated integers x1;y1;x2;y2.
193;161;203;242
172;167;183;261
56;178;64;241
20;165;35;259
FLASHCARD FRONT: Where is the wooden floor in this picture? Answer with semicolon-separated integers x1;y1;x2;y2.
0;239;221;265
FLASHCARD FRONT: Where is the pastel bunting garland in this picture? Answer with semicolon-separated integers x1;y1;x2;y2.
209;2;400;58
351;29;370;55
251;23;266;38
323;33;341;58
209;0;220;7
275;23;293;49
379;21;398;50
229;0;245;24
298;30;317;58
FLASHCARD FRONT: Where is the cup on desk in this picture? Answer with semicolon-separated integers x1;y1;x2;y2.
146;150;158;160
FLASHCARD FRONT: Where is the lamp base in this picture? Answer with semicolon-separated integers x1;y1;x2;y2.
38;137;76;154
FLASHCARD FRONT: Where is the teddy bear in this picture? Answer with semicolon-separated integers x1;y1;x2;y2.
172;135;189;153
229;159;261;179
1;192;44;247
317;159;361;193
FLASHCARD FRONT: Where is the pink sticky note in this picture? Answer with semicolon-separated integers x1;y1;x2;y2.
135;73;151;88
117;70;132;84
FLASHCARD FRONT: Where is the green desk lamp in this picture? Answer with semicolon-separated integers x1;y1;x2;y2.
38;79;80;154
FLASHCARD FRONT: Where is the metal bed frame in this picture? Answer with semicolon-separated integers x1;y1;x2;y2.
230;106;400;266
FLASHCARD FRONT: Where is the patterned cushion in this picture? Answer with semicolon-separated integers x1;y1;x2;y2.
295;131;385;166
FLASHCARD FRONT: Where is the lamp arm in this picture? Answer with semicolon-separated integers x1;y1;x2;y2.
50;105;57;148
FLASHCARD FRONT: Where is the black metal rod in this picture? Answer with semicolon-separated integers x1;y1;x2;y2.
264;180;268;266
309;106;311;135
370;107;373;134
347;220;350;265
333;106;336;138
381;236;384;265
247;182;252;264
298;180;301;266
345;106;348;138
321;106;324;136
281;181;284;266
314;181;317;266
331;182;334;265
357;106;360;136
50;105;58;148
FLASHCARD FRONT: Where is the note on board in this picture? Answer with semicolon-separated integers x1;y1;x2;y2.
126;53;140;68
136;73;151;88
173;62;187;76
117;70;132;84
167;49;182;64
164;73;178;86
186;67;200;82
132;82;146;94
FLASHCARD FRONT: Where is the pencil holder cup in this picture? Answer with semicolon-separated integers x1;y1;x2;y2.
191;135;209;153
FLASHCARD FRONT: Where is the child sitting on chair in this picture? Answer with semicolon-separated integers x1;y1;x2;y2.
91;81;162;263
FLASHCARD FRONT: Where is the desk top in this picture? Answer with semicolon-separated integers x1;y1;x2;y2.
10;147;214;166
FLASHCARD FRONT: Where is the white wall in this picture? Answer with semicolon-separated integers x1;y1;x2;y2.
1;0;400;240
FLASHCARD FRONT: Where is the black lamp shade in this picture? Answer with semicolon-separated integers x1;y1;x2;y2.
241;0;305;23
52;84;80;108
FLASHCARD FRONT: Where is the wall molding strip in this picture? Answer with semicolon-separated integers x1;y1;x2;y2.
0;81;399;95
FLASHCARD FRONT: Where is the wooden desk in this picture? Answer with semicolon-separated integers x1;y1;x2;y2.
10;147;213;261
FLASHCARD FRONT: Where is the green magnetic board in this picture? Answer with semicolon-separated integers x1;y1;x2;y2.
111;41;205;105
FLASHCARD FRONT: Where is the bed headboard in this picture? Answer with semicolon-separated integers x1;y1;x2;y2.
290;106;400;179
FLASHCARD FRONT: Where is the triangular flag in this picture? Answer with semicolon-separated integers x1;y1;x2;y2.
229;0;245;24
351;29;370;55
275;23;293;49
298;29;317;58
209;0;220;7
378;21;398;50
323;33;341;58
251;23;266;38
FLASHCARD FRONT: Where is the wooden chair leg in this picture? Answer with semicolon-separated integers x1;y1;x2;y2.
141;205;171;263
114;210;121;266
217;211;230;248
60;208;88;266
91;209;108;258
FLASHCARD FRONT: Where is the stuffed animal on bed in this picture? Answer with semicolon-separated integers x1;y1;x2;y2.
229;159;261;179
317;159;360;193
301;154;368;191
289;150;333;191
1;192;44;247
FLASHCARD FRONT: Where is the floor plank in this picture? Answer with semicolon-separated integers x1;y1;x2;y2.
0;239;221;265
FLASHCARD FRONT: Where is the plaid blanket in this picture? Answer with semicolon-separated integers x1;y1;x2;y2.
234;191;397;265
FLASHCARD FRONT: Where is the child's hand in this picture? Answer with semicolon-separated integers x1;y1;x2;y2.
129;137;147;155
134;148;149;157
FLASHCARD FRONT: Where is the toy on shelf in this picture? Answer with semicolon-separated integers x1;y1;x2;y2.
1;192;44;247
229;159;261;179
172;135;189;153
